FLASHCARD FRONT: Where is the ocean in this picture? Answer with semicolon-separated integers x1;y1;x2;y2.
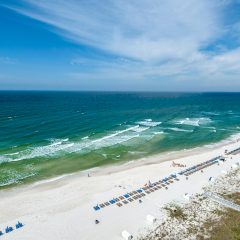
0;91;240;188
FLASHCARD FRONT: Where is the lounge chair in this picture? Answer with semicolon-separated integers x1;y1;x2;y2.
93;205;100;211
109;199;116;204
5;226;13;233
16;221;23;229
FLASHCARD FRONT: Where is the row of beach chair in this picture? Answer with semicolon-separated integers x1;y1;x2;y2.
227;147;240;155
184;160;219;176
93;174;180;211
94;189;145;210
178;156;220;176
92;155;225;211
0;221;23;237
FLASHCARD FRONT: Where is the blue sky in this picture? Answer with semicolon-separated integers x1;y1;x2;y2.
1;0;240;91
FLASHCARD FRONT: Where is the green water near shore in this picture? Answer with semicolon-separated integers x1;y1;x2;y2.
1;91;240;188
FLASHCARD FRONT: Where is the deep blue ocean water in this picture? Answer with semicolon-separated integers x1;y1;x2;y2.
0;91;240;188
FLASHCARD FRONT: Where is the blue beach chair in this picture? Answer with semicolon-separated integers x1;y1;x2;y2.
5;226;13;233
136;189;142;193
93;205;100;211
109;199;116;204
123;194;130;198
16;221;23;229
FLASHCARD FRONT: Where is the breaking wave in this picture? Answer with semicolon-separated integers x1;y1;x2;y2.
167;128;193;132
0;120;161;164
174;117;212;127
137;119;162;127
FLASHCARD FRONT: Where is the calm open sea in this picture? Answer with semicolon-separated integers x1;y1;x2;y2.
0;91;240;188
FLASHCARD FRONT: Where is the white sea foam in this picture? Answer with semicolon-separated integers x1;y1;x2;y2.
82;136;89;140
203;126;216;130
168;127;193;132
174;117;212;127
137;119;162;127
0;119;165;164
202;111;220;116
5;152;19;156
153;131;164;135
1;125;147;163
0;171;36;187
132;126;149;132
7;142;75;163
0;156;9;164
32;174;74;187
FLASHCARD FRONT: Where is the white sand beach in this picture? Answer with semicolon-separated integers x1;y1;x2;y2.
0;137;240;240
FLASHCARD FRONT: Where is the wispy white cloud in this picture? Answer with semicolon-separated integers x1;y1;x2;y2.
3;0;240;90
5;0;225;61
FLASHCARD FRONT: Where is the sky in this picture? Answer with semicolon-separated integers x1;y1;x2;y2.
1;0;240;91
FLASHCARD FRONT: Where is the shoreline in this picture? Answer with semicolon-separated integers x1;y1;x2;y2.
2;131;240;193
0;135;239;239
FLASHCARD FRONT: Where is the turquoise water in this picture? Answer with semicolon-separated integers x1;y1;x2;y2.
0;91;240;188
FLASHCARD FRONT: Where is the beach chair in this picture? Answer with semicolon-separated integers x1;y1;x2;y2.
16;221;23;229
117;202;123;207
109;199;116;204
5;226;13;233
99;203;105;208
136;189;143;193
123;194;130;198
104;202;110;206
123;200;129;204
93;205;100;211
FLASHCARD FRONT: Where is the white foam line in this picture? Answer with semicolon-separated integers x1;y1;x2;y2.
168;128;193;132
32;174;74;187
137;120;162;127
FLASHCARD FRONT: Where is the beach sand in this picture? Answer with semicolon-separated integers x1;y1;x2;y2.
0;137;240;240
